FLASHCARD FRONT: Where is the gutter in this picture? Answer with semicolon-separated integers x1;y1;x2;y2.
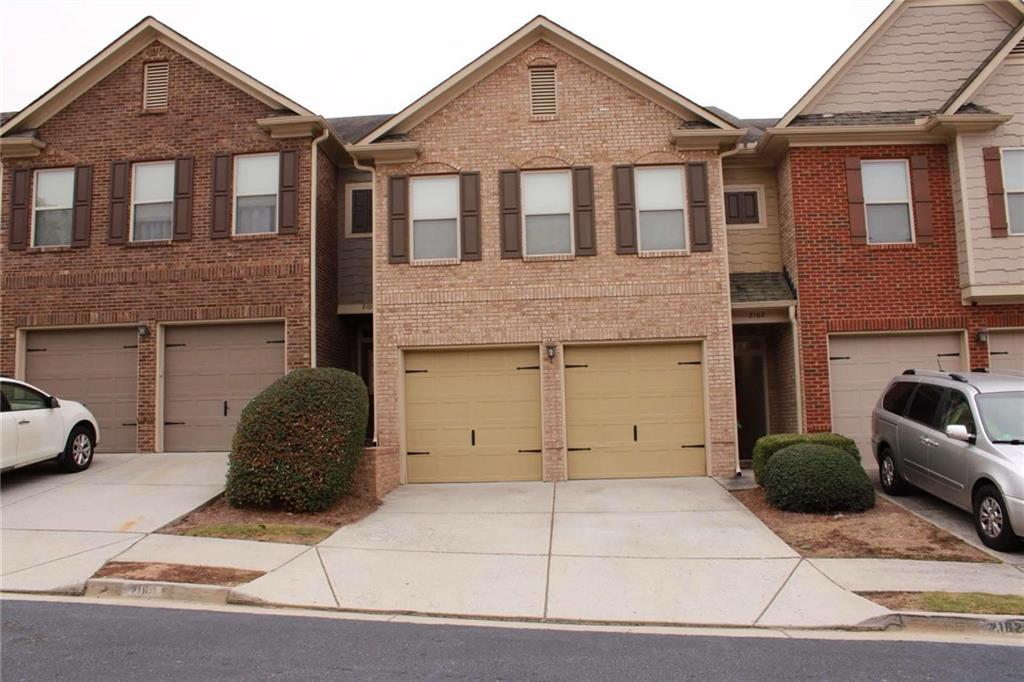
309;125;331;368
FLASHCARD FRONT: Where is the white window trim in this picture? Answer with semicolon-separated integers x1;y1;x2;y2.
344;182;373;239
862;159;916;245
232;152;279;236
635;165;689;255
521;169;574;258
129;160;175;243
410;175;461;264
1001;147;1024;236
30;168;74;248
724;184;767;230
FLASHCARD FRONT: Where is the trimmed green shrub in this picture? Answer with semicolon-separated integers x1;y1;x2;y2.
225;368;368;512
762;443;875;513
752;432;859;484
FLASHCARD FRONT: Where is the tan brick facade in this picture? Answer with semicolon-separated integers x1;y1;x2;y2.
370;41;739;488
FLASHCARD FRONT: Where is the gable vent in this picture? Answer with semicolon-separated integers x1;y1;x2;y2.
143;62;169;110
529;66;557;116
1010;39;1024;57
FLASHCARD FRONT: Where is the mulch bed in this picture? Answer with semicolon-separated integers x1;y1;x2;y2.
95;561;264;587
732;487;995;563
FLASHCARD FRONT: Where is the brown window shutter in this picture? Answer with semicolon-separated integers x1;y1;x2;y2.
8;168;30;250
572;166;596;256
725;191;759;225
70;165;93;248
388;175;409;263
459;172;481;261
612;164;636;254
278;150;298;234
686;163;712;252
172;156;193;241
844;157;867;245
108;161;129;244
909;155;932;244
983;146;1008;238
211;153;231;239
499;169;522;259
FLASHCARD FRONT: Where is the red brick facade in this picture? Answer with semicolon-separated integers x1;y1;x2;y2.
787;144;1024;432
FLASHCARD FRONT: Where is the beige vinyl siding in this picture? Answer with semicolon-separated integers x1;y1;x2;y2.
809;4;1011;114
962;60;1024;289
724;164;782;273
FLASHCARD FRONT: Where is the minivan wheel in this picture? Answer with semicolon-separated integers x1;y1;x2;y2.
58;426;94;473
878;447;907;495
973;485;1020;551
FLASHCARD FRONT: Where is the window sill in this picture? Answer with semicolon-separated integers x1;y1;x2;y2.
140;108;168;116
345;232;372;239
25;245;74;253
727;223;767;230
231;232;278;241
530;114;559;123
522;253;574;262
127;239;174;248
410;258;461;267
638;249;689;258
865;241;918;249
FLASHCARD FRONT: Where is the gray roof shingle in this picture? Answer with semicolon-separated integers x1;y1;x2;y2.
730;272;796;304
327;114;394;143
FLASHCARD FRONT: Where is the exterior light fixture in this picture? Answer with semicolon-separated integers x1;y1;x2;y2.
546;345;556;359
137;324;150;338
977;327;989;344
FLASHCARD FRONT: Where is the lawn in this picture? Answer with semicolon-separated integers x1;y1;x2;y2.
860;591;1024;615
732;487;995;563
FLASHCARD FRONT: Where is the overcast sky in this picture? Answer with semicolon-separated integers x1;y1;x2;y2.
1;0;890;120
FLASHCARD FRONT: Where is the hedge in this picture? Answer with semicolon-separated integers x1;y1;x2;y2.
761;443;875;513
752;432;860;484
225;368;368;512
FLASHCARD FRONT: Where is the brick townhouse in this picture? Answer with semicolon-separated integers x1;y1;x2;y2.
2;0;1023;499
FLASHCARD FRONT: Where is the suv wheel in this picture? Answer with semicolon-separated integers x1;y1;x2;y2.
878;446;907;495
973;484;1020;551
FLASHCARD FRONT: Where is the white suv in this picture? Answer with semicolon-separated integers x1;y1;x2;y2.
1;378;100;473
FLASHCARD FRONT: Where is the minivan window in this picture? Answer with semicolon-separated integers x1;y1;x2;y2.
976;391;1024;443
882;381;915;415
939;390;976;435
905;384;945;430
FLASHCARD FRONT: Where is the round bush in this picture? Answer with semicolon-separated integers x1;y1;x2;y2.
761;443;875;513
752;433;860;484
225;368;368;512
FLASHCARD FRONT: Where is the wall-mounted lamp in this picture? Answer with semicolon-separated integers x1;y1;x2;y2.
137;324;151;338
977;327;989;344
545;345;557;359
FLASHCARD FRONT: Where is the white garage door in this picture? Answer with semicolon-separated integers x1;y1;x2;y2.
829;332;964;465
989;330;1024;371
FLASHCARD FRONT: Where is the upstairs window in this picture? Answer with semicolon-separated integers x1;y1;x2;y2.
635;166;687;252
346;184;373;237
132;161;174;241
410;175;459;261
862;160;914;243
725;188;762;226
529;66;557;116
235;153;279;234
32;168;74;246
143;62;169;110
522;170;572;256
1002;148;1024;235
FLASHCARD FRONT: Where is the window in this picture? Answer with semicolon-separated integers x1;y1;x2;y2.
132;161;174;241
1002;148;1024;235
143;62;169;110
905;384;945;430
882;381;915;415
32;168;74;246
346;183;372;237
522;170;572;256
529;66;556;116
862;160;914;243
635;166;687;252
1;382;48;411
725;187;762;226
410;176;459;261
940;390;976;435
235;153;279;234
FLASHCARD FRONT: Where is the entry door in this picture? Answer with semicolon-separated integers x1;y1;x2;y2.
734;338;768;461
564;343;705;479
404;347;543;483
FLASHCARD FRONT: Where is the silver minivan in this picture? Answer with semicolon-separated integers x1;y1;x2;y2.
872;369;1024;550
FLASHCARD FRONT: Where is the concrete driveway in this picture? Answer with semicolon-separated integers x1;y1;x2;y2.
236;478;888;627
1;452;226;593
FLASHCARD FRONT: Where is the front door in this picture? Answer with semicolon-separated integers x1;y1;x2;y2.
734;338;768;463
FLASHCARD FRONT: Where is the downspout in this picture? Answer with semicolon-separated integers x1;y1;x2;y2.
717;140;745;476
348;151;378;446
309;125;331;368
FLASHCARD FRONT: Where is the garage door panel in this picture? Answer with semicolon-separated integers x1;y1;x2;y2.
990;330;1024;371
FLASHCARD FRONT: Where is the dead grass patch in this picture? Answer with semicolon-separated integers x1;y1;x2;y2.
95;561;263;587
861;591;1024;615
732;487;995;563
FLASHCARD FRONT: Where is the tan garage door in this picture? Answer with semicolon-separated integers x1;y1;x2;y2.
404;347;542;483
829;332;964;464
565;343;705;479
163;322;285;452
990;330;1024;371
24;328;138;453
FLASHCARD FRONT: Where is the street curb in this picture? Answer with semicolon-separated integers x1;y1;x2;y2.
860;611;1024;636
84;578;229;604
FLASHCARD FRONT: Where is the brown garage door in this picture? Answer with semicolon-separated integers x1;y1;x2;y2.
24;328;138;453
829;332;964;465
989;330;1024;371
163;322;285;452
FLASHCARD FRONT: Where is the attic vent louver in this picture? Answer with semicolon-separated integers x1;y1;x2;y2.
143;62;169;110
529;66;557;116
1010;39;1024;57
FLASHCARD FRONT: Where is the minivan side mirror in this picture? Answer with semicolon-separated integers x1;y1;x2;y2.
46;396;60;409
946;424;973;443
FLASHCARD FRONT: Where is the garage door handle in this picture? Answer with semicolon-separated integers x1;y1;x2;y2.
164;421;185;426
223;400;228;417
633;425;637;442
471;429;475;446
17;419;30;425
567;447;591;452
681;444;705;449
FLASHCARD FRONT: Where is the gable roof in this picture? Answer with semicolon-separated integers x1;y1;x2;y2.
942;18;1024;114
0;16;313;136
355;15;735;146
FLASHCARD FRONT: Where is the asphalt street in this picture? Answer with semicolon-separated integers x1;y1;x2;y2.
1;599;1021;681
